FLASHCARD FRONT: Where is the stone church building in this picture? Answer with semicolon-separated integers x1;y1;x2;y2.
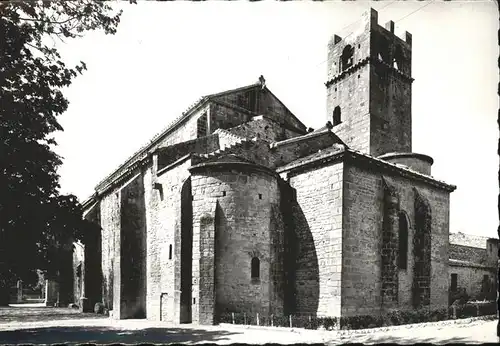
78;9;456;324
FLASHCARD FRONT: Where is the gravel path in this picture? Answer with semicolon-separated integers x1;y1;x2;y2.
0;305;497;345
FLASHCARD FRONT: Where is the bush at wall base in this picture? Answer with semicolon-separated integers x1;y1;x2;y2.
216;302;496;330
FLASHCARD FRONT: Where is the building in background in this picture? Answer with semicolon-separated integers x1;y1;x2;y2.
448;232;498;302
77;8;458;324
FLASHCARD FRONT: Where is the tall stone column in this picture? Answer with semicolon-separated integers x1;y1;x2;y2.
412;188;432;308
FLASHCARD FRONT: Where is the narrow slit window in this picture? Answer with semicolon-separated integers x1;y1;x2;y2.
169;244;173;260
398;212;409;270
451;273;458;292
251;257;260;279
332;106;341;126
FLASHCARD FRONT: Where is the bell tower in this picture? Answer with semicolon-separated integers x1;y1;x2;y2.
325;8;413;157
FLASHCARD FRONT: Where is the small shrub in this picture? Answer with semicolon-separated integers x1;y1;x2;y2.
323;316;338;330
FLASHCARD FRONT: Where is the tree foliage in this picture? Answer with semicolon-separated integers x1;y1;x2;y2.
0;1;130;295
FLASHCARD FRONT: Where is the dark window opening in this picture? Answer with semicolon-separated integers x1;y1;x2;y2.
169;244;173;260
222;191;226;197
258;194;262;200
332;106;341;126
451;273;458;292
482;275;490;293
398;212;409;270
340;45;354;71
193;298;196;304
197;113;208;138
76;264;82;278
489;243;493;252
393;45;405;72
251;257;260;279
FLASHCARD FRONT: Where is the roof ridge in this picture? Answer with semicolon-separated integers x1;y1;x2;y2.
94;95;208;190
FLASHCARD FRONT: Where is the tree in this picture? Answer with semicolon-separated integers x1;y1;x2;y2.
0;1;132;305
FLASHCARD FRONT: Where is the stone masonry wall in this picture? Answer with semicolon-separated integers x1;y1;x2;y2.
156;105;212;148
143;159;191;322
369;19;412;157
157;135;220;170
449;264;496;300
190;166;284;323
227;116;299;143
210;102;253;133
342;163;450;316
287;162;344;317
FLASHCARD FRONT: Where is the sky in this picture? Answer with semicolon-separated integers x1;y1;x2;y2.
52;0;499;238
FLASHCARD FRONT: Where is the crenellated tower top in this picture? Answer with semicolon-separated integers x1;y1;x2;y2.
325;8;414;157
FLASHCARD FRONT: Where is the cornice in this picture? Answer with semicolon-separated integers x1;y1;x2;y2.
95;156;150;196
449;259;496;270
346;150;456;192
189;160;279;180
325;56;414;88
277;148;455;192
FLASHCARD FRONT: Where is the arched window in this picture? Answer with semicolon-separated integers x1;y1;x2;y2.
393;45;404;72
398;212;409;270
332;106;341;126
251;257;260;279
340;45;354;71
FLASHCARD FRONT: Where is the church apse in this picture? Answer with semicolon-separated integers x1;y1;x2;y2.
189;158;285;324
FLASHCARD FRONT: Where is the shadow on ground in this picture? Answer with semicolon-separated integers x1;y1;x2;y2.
0;306;106;323
0;326;239;345
335;333;474;345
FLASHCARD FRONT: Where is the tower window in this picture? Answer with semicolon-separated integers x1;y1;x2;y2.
450;273;458;292
393;45;405;73
398;212;409;270
340;45;354;71
251;257;260;279
332;106;341;126
169;244;173;260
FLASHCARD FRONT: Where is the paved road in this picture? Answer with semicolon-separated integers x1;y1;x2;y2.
0;305;497;344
